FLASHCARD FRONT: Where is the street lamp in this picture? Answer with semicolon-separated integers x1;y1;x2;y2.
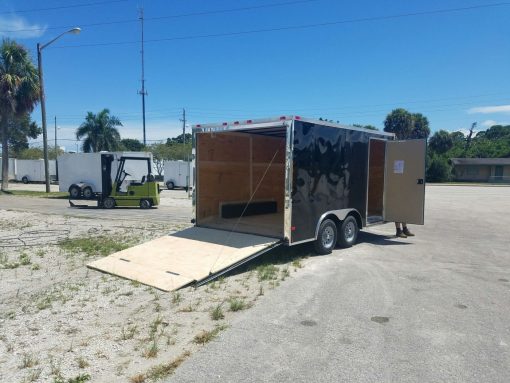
38;27;81;192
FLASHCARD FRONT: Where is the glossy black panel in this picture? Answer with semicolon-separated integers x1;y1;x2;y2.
291;121;388;243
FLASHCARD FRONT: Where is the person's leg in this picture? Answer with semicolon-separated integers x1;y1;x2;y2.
402;224;415;236
395;222;406;238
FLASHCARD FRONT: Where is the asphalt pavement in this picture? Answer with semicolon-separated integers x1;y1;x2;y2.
169;185;510;383
0;185;192;224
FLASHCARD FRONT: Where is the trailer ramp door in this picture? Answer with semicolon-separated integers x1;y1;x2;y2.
87;227;281;291
384;139;426;225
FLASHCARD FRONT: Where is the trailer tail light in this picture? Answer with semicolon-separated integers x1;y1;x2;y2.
196;124;201;128
222;122;228;126
246;119;252;124
233;121;239;125
291;226;296;231
295;116;301;120
279;116;286;120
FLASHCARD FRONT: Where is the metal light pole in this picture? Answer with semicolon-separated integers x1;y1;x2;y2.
38;27;81;192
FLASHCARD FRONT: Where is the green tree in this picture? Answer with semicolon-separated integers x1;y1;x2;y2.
149;143;173;176
383;108;430;139
426;154;451;182
76;109;122;152
8;114;41;156
166;133;192;145
0;39;40;190
120;138;145;151
428;130;453;155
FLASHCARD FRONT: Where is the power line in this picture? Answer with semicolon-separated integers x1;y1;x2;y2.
51;2;510;49
0;0;319;33
0;0;130;15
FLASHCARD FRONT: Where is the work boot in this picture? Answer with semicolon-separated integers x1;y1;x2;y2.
403;227;415;237
396;228;407;238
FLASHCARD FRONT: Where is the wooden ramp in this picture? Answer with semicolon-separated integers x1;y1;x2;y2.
87;227;280;291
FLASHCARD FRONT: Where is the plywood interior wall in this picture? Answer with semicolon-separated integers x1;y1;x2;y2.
367;139;385;217
197;131;285;222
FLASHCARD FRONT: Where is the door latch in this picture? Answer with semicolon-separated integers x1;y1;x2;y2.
417;179;424;184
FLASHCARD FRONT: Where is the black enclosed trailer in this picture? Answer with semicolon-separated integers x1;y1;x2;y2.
87;116;426;291
192;116;426;253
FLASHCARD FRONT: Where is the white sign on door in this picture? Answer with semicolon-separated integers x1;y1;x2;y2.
393;160;404;174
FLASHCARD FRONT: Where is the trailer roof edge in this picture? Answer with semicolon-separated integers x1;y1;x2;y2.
192;116;395;137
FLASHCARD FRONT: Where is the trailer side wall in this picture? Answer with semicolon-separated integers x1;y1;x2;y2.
290;121;387;243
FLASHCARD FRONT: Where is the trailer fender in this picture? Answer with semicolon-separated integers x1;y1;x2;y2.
314;209;363;240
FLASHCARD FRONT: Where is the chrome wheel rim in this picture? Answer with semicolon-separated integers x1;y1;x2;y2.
344;221;356;242
321;226;335;248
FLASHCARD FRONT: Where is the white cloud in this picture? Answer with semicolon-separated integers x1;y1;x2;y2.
467;105;510;114
481;119;498;127
481;119;509;128
0;15;47;39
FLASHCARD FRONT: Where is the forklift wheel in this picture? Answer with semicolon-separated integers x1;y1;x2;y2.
69;185;81;199
83;186;93;199
140;199;152;209
166;181;175;190
103;197;116;209
22;176;29;184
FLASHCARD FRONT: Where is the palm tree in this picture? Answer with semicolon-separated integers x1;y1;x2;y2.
0;39;40;191
76;109;122;152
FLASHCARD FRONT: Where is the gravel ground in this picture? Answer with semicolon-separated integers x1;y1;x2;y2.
0;200;310;383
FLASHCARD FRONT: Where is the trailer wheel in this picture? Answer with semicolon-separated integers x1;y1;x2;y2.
22;176;29;184
166;181;175;190
103;197;116;209
139;199;152;209
82;186;93;199
69;185;81;199
337;216;358;248
314;219;337;255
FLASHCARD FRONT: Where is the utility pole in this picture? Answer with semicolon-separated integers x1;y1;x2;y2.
54;116;57;158
138;7;148;145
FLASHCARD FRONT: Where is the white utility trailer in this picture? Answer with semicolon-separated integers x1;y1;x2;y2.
163;160;191;190
58;152;152;198
15;159;57;183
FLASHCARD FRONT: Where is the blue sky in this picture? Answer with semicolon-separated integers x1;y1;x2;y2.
1;0;509;151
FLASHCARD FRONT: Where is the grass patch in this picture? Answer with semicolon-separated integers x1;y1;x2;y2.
256;264;279;281
59;235;131;257
143;340;159;359
193;325;227;345
77;357;89;369
0;253;20;269
228;297;246;312
53;374;91;383
120;324;138;340
0;190;68;198
136;350;191;382
19;353;38;369
210;304;224;320
171;292;182;304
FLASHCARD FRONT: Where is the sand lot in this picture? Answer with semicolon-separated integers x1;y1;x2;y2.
0;188;309;383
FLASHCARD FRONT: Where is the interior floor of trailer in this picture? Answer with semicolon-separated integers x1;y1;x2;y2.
198;213;284;239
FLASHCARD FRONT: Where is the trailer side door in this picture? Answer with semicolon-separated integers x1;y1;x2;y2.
383;139;426;225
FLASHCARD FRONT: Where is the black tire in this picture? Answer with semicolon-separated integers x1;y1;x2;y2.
166;181;175;190
337;216;359;248
82;186;93;199
139;199;152;209
314;219;337;255
22;176;29;184
69;185;81;199
103;197;116;209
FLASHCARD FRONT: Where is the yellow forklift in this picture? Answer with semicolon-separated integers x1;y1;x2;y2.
68;155;160;209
